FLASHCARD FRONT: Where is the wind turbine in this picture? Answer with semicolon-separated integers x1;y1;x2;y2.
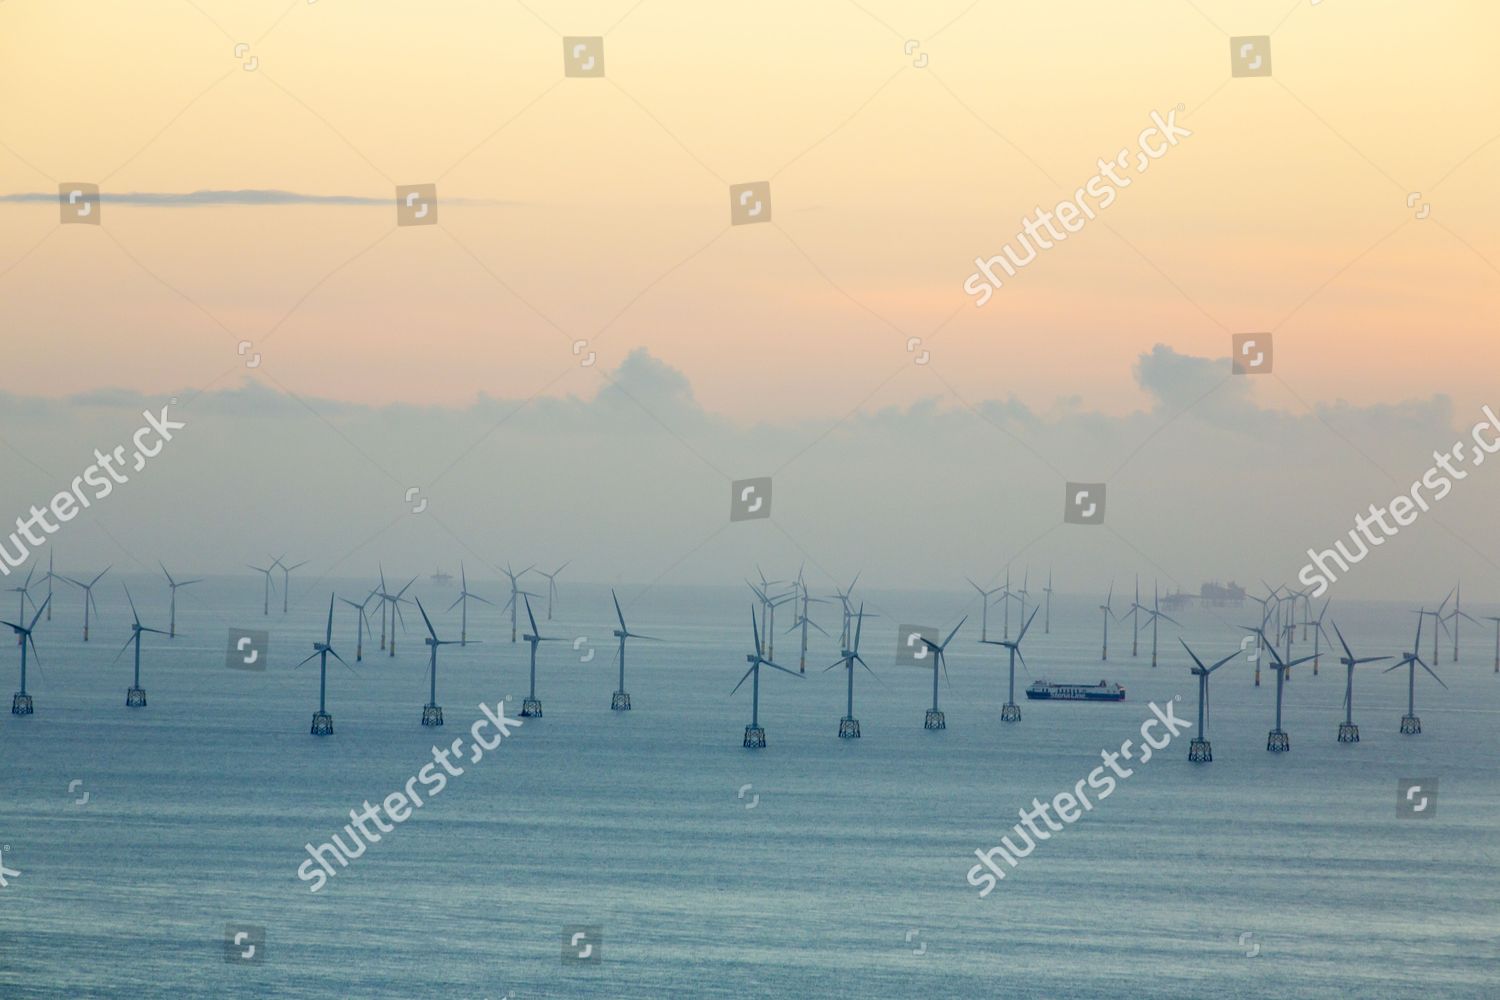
1329;621;1390;743
537;561;569;620
297;594;351;735
1142;581;1181;667
825;603;877;738
1042;568;1054;634
446;562;492;645
501;563;534;643
982;607;1038;723
1099;581;1116;661
787;572;830;673
249;562;277;617
159;562;201;639
609;588;659;710
63;567;110;641
1485;616;1500;674
383;574;417;656
1016;569;1031;627
520;596;555;717
917;616;965;730
734;606;802;748
275;557;308;614
6;567;36;639
765;588;796;661
41;550;55;621
1000;567;1014;639
1386;611;1447;734
1180;640;1237;762
4;595;48;714
339;591;377;661
832;572;861;647
114;585;167;707
1251;626;1315;752
416;596;471;727
1429;588;1454;664
1442;581;1479;663
966;577;1002;643
1128;575;1141;657
1302;596;1334;675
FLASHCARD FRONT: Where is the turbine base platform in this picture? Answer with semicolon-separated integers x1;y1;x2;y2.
126;687;147;708
521;698;542;718
422;703;444;727
1187;738;1212;762
1338;722;1360;743
743;725;766;749
924;710;945;730
310;711;333;736
611;691;631;711
838;716;860;739
1400;714;1421;735
1000;702;1022;722
11;693;33;715
1266;728;1290;752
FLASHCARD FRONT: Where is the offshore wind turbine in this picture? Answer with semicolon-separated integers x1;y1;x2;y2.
826;603;875;738
416;596;471;727
1303;596;1333;675
1000;567;1014;640
537;561;569;620
4;595;48;715
7;567;36;638
1329;621;1390;743
1386;611;1447;734
967;578;1003;643
382;574;417;656
41;550;55;621
734;606;802;748
1128;575;1142;657
1043;568;1054;634
275;557;308;614
1142;581;1180;668
1180;640;1237;762
832;572;861;647
1429;588;1454;664
787;573;830;673
1442;581;1479;663
765;588;796;662
446;562;492;645
917;616;965;730
159;562;201;639
501;563;534;643
114;585;167;707
249;562;277;617
1016;569;1031;627
63;566;110;641
339;591;377;661
1485;616;1500;673
982;607;1038;723
520;596;555;717
297;594;351;736
1251;626;1315;752
1098;581;1116;661
609;589;659;710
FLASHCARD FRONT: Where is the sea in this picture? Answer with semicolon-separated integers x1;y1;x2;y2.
2;576;1497;998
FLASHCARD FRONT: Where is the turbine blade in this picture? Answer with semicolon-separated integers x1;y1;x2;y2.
730;664;756;695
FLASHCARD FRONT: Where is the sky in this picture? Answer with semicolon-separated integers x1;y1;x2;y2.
0;0;1496;601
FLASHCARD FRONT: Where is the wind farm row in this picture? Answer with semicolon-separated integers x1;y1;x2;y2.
3;560;1492;762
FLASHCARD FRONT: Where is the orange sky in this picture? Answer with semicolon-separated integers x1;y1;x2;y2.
1;0;1496;422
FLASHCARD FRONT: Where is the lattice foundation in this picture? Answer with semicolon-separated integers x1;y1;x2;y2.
1187;738;1212;762
310;711;333;736
1400;714;1421;735
611;691;631;711
1266;728;1289;752
12;692;33;715
126;687;147;708
838;716;860;739
1338;722;1359;743
743;725;765;749
421;703;444;727
521;698;542;718
1000;702;1021;722
924;709;945;730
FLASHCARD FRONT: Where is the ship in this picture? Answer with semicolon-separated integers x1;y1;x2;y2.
1025;679;1126;702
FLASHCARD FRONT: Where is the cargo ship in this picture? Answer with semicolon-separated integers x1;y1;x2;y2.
1025;679;1126;702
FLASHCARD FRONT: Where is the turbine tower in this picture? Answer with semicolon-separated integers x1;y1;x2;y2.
1042;569;1054;634
966;578;1002;642
1329;621;1390;743
3;596;48;715
1142;581;1180;668
609;589;660;710
734;606;802;748
1485;616;1500;674
297;595;351;736
1251;626;1314;752
62;567;110;641
339;591;377;662
6;567;36;641
1442;581;1479;663
274;557;308;614
1128;575;1141;657
1306;596;1332;675
1180;639;1237;762
520;596;555;717
826;603;874;738
416;597;470;727
41;551;55;621
1098;581;1115;661
786;573;829;673
917;616;965;730
1386;611;1447;734
159;562;201;639
501;563;534;643
249;562;277;617
982;607;1038;723
114;585;167;707
832;572;861;647
382;574;417;656
537;561;569;620
446;562;492;646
